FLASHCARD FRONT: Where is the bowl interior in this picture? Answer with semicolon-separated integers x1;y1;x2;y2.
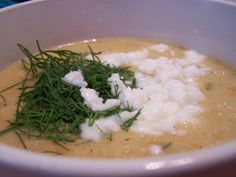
0;0;236;69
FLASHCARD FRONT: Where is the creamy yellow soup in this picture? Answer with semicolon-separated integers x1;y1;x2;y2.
0;38;236;158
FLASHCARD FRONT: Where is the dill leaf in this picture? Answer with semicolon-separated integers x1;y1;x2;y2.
0;41;138;148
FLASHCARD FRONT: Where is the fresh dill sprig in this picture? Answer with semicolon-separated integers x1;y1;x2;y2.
0;41;138;147
15;131;27;150
0;94;7;105
121;109;142;131
40;151;62;156
162;142;172;150
108;132;113;141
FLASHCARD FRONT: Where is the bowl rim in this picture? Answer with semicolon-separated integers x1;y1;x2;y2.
1;141;236;176
1;0;236;176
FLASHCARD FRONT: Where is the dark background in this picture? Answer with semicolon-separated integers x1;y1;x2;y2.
0;0;29;8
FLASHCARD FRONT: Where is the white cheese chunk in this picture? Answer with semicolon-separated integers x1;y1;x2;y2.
80;118;120;141
80;111;138;141
64;45;209;141
132;58;159;74
80;87;120;111
183;65;206;79
165;80;187;103
117;111;139;123
62;70;87;87
100;49;148;66
177;50;205;66
150;43;169;52
150;145;162;155
155;62;182;82
108;73;149;109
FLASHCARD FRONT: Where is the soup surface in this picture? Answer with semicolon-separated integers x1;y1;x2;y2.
0;38;236;158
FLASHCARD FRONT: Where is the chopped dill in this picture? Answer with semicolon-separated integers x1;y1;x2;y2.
0;41;138;148
15;131;27;150
0;80;26;95
95;124;104;134
0;94;7;105
0;126;14;136
205;82;213;91
75;140;92;146
124;138;130;141
162;142;172;150
40;151;62;156
108;132;113;141
121;109;142;131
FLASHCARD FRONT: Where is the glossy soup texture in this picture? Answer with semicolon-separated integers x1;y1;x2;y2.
0;38;236;158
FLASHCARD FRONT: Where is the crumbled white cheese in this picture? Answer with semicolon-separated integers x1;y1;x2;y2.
108;73;149;109
150;43;169;52
80;118;120;141
119;87;149;110
183;65;205;80
80;122;101;141
164;79;187;103
108;73;127;95
135;73;159;90
80;87;120;111
63;44;209;141
63;70;120;112
132;58;159;75
117;111;139;123
150;145;162;155
80;111;138;141
113;48;207;136
186;83;205;103
62;70;87;87
99;49;148;66
155;61;182;82
177;50;205;67
176;105;203;124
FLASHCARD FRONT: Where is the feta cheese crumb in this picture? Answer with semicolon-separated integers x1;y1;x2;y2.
80;87;120;111
63;45;209;141
62;70;87;87
80;111;138;141
80;118;120;141
108;73;149;109
150;43;169;52
132;58;159;74
100;49;148;66
183;65;205;79
164;79;186;103
150;145;162;155
177;50;205;66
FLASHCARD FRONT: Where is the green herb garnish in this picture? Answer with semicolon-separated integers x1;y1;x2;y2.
121;109;142;131
40;151;62;156
162;142;172;150
0;41;138;149
108;132;113;141
0;94;7;105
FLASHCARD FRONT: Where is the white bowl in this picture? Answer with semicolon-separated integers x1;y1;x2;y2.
0;0;236;176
